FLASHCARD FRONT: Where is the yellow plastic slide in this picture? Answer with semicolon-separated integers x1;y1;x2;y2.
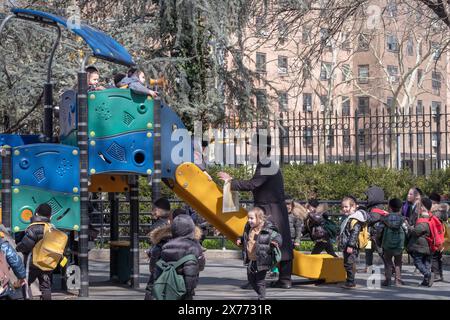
168;162;346;283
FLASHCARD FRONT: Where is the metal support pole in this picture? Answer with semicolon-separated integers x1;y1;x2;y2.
436;104;441;170
129;176;140;289
77;56;89;297
43;26;61;143
152;98;161;201
109;192;119;280
1;146;12;229
354;109;360;165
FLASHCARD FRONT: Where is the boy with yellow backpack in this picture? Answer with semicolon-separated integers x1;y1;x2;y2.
16;203;68;300
338;196;369;289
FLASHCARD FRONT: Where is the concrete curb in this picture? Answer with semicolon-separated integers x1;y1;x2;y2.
88;249;450;265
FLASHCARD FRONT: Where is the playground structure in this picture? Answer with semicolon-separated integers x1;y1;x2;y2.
0;8;345;297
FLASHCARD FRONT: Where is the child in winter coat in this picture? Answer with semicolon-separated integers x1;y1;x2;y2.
154;214;205;300
407;198;433;287
286;198;306;248
303;203;338;257
430;192;448;282
237;206;282;300
16;203;53;300
376;198;408;286
0;227;27;300
117;68;158;97
338;196;367;289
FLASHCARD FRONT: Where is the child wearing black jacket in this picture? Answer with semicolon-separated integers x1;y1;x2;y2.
237;206;282;300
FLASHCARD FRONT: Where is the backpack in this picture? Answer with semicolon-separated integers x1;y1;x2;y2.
31;223;68;271
416;213;445;253
350;219;369;249
323;218;339;239
0;241;11;297
371;208;388;217
152;254;197;300
382;224;406;253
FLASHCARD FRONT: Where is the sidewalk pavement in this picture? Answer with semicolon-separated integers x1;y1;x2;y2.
51;257;450;300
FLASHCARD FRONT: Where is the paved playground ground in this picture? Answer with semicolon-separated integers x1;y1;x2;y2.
50;257;450;300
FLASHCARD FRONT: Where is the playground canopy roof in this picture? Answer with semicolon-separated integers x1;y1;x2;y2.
11;8;135;67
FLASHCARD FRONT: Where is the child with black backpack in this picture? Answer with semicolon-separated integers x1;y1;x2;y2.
16;203;54;300
237;206;282;300
406;198;435;287
338;196;368;289
377;198;408;286
303;203;338;257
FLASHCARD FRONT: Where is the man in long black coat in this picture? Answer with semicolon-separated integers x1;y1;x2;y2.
219;134;293;288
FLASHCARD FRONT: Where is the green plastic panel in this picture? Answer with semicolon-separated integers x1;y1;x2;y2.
12;186;80;232
60;130;78;147
88;88;154;138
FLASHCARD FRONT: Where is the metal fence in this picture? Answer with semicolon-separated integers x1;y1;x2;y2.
214;105;450;175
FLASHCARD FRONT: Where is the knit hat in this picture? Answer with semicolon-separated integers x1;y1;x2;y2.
172;208;186;220
35;203;52;218
429;192;441;203
153;197;170;211
388;198;402;212
421;198;432;211
308;199;320;208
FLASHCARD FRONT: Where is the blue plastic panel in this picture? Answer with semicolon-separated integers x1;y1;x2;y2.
0;134;43;147
160;103;193;180
59;90;77;141
12;8;135;66
89;131;154;175
12;144;80;194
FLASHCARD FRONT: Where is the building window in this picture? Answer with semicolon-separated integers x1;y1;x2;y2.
358;65;369;84
320;62;332;80
302;26;311;44
386;35;399;52
430;42;440;60
320;28;332;49
341;32;351;50
431;101;441;116
343;129;351;148
387;65;399;83
432;132;438;148
319;94;329;112
432;71;441;94
303;59;311;80
358;96;370;115
358;129;370;147
327;129;335;148
386;96;394;113
278;56;288;74
407;37;414;56
342;64;351;82
256;52;266;73
387;0;398;17
278;92;288;111
357;34;370;51
303;93;312;112
255;16;268;37
417;132;424;147
255;90;267;109
342;96;350;116
278;20;288;43
417;69;423;86
416;100;423;115
303;127;313;147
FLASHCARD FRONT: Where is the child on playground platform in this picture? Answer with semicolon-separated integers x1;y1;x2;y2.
237;207;282;300
86;65;105;91
118;67;158;97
